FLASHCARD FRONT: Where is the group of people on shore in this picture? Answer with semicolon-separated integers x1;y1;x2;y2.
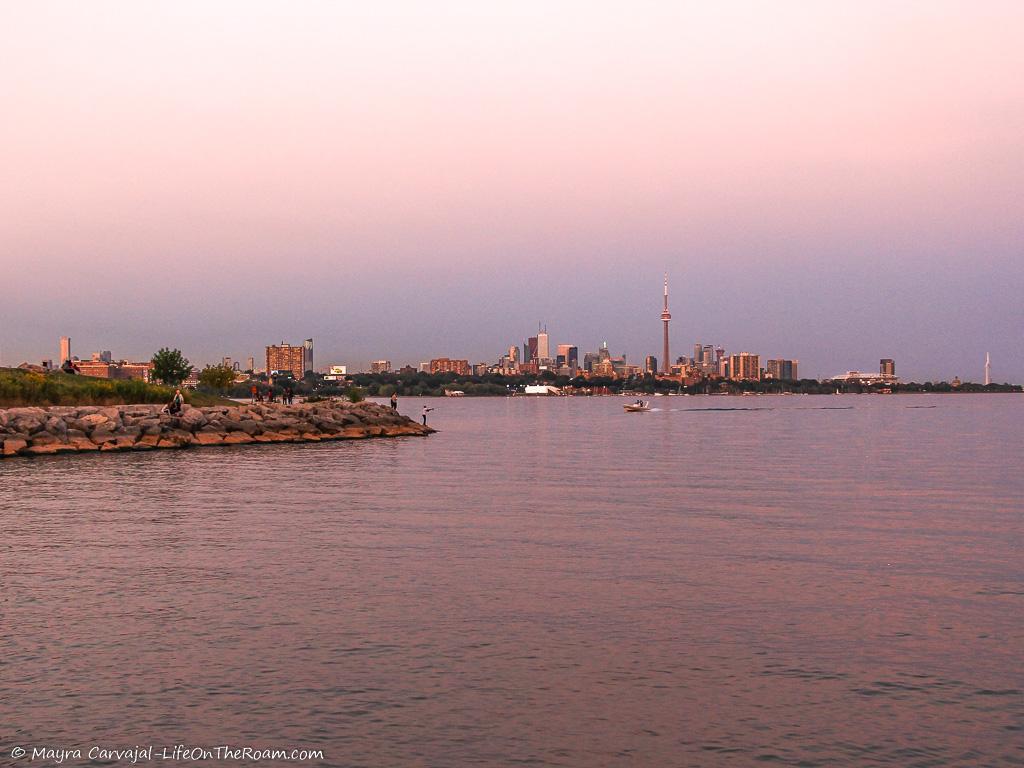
390;393;433;425
249;385;295;405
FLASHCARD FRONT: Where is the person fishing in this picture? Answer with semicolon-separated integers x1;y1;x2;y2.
421;405;434;425
390;393;398;410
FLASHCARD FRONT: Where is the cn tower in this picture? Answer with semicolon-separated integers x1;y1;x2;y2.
660;273;671;374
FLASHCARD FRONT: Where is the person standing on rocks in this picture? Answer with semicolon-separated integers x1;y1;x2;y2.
390;393;398;410
166;389;184;415
250;384;258;404
421;405;433;425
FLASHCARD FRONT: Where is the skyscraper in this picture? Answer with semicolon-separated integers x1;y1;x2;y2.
527;336;538;362
60;336;71;365
537;325;550;361
660;274;671;374
303;339;314;374
880;359;895;377
985;352;991;385
556;344;578;371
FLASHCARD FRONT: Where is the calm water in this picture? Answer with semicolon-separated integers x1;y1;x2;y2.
2;394;1022;767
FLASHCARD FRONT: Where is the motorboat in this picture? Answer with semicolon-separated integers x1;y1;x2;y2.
623;402;651;412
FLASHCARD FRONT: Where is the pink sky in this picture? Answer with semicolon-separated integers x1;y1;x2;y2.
1;2;1022;379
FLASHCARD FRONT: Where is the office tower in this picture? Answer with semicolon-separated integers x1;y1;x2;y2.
527;336;539;362
60;336;71;364
303;339;314;374
266;343;306;376
702;345;714;368
509;345;520;365
985;352;991;385
537;325;550;361
715;347;725;366
880;358;895;377
246;356;255;372
370;360;392;374
222;357;232;369
728;353;760;381
693;343;702;365
645;355;658;375
556;344;577;371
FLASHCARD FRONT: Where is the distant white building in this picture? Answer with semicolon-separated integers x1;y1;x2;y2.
829;371;899;385
524;384;561;395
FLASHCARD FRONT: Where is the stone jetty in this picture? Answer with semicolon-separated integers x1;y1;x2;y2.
0;401;434;458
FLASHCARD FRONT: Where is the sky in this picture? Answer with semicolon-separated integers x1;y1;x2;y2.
1;1;1022;381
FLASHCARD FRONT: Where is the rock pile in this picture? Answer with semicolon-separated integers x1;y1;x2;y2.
0;401;434;458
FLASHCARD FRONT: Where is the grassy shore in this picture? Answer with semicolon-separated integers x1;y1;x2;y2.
0;368;238;408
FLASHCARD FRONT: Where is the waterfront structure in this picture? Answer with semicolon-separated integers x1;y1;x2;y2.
880;358;895;377
267;343;306;376
728;353;760;381
985;352;991;385
831;370;899;384
430;358;471;376
60;336;71;365
370;360;392;374
660;275;671;374
766;359;799;381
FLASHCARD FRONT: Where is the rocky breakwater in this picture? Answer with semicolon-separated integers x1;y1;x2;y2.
0;401;434;458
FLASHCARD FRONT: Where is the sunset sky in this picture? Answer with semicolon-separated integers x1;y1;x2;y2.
2;1;1021;380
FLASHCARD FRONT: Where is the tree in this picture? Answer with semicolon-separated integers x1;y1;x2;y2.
151;348;191;386
198;364;235;391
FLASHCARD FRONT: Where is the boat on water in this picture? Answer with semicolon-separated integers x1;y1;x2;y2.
623;402;652;412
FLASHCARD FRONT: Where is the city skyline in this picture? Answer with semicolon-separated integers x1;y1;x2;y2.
1;3;1022;380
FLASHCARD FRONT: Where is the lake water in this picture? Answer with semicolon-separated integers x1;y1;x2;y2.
2;394;1022;767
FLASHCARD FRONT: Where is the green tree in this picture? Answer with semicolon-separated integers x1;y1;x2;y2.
346;386;365;403
198;364;236;391
151;348;192;386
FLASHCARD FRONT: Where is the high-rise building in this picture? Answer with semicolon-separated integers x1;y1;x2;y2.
660;274;671;374
693;343;702;366
222;357;232;369
880;359;895;377
766;359;799;380
370;360;392;374
537;326;550;361
527;336;538;362
728;353;760;381
91;351;112;363
508;345;520;365
303;339;314;374
645;355;658;375
60;336;71;365
246;356;255;372
985;352;991;385
430;358;471;376
556;344;578;371
266;343;306;376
